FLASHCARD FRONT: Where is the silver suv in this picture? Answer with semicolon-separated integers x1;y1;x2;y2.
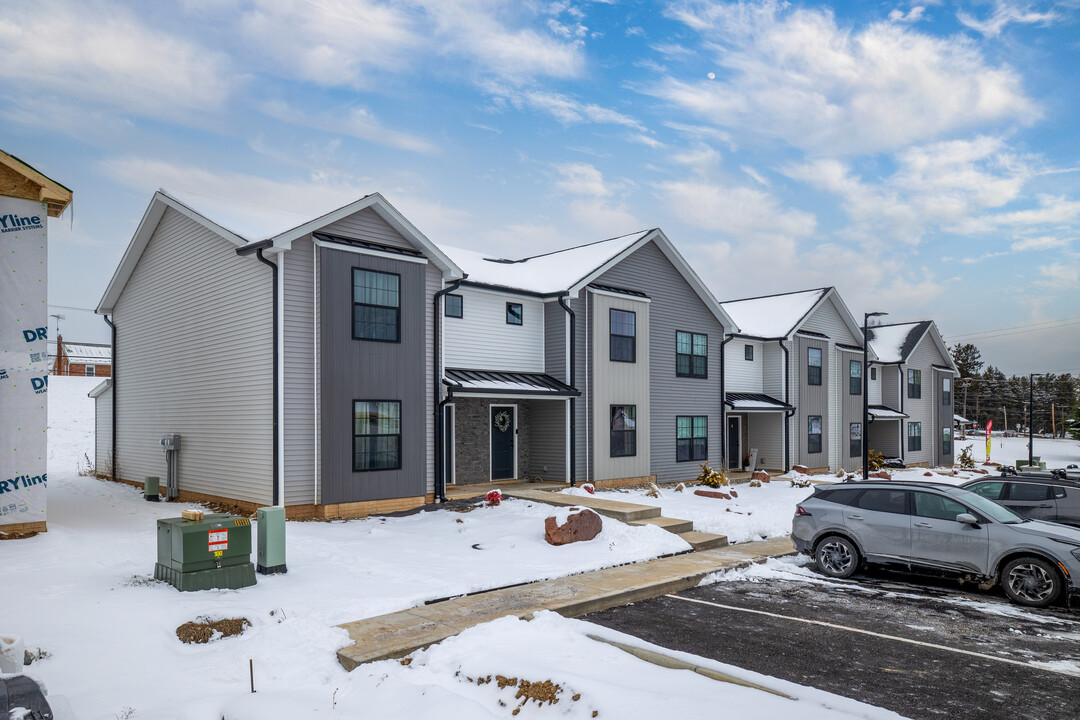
791;481;1080;608
961;474;1080;528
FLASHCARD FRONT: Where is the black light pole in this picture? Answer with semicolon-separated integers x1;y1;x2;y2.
1028;372;1044;468
863;311;888;479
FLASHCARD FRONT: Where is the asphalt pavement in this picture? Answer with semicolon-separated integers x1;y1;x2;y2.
585;563;1080;720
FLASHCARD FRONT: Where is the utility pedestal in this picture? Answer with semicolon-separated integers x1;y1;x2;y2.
257;506;287;574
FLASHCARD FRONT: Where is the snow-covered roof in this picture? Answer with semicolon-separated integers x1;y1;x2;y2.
866;321;929;364
720;288;829;339
59;342;111;364
868;405;908;419
441;231;650;295
443;368;579;397
954;414;971;424
724;392;793;411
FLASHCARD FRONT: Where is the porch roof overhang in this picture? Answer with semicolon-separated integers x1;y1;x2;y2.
724;392;793;412
443;368;580;398
868;405;908;420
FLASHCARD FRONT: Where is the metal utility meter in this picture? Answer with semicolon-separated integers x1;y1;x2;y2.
154;513;256;591
160;433;181;500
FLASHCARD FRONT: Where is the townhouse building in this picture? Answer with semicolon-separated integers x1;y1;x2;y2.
866;321;957;467
719;288;867;474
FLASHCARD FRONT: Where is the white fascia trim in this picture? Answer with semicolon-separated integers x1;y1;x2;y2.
926;323;958;372
313;238;429;264
588;286;652;303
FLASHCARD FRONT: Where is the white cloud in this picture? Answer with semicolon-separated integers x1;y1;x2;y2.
260;100;438;154
1011;235;1070;252
1037;263;1079;290
889;6;927;23
957;1;1057;37
948;194;1080;235
489;87;645;131
553;163;640;235
658;179;816;241
656;0;1039;154
741;165;771;188
0;0;232;119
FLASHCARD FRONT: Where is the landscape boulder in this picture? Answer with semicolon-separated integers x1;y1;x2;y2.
544;509;603;546
792;464;810;474
869;470;891;480
752;470;770;484
694;489;731;500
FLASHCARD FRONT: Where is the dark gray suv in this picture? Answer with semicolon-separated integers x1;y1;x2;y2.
791;481;1080;608
961;474;1080;528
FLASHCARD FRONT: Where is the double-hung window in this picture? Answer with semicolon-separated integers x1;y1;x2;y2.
908;421;922;452
353;269;400;342
908;369;921;398
676;416;708;462
610;405;637;457
850;422;861;458
353;400;402;471
676;331;707;378
807;415;822;454
610;309;636;363
849;360;862;395
942;427;952;456
807;348;822;386
942;376;951;406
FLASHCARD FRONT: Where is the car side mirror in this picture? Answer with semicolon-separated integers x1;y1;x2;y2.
955;513;979;526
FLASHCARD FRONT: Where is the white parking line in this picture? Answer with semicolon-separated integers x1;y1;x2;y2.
666;594;1080;678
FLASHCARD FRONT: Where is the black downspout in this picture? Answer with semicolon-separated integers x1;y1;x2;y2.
104;314;117;483
781;341;791;472
719;335;735;471
558;294;577;486
899;366;905;464
434;277;465;502
237;240;279;506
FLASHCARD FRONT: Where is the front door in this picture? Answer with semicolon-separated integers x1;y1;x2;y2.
491;406;516;480
727;416;741;469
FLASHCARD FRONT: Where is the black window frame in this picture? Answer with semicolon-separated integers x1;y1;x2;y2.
807;347;822;386
807;415;823;454
942;376;951;406
942;426;952;456
676;330;708;378
870;367;877;381
610;404;637;457
849;360;862;395
352;268;401;343
353;399;402;472
908;368;922;398
609;309;636;363
744;344;754;361
676;415;708;462
444;293;463;318
506;302;523;325
850;422;861;458
908;421;922;452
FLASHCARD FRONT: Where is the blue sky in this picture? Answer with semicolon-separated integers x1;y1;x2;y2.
3;0;1078;374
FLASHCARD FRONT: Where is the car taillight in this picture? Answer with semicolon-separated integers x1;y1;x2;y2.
795;506;810;516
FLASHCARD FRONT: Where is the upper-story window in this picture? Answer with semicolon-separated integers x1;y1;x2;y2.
676;331;707;378
85;365;96;377
849;360;861;395
870;367;877;381
445;294;463;318
908;369;922;398
353;268;400;342
506;302;523;325
942;376;951;406
610;309;636;363
744;344;754;361
807;347;822;386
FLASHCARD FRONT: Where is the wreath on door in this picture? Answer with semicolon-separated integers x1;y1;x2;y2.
494;410;511;433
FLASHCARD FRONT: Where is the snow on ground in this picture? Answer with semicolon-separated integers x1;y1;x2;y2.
2;377;904;719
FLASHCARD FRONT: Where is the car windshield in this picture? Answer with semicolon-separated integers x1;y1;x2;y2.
958;491;1025;524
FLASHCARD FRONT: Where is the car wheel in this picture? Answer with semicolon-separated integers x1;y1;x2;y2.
1000;556;1063;608
815;536;859;578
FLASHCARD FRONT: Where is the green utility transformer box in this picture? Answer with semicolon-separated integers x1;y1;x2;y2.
256;506;287;575
154;514;257;591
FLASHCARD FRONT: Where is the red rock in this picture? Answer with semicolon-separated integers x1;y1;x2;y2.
924;471;934;477
972;468;988;474
694;489;731;500
983;462;1001;467
752;471;771;484
792;464;810;474
544;509;602;546
730;490;738;498
869;470;892;480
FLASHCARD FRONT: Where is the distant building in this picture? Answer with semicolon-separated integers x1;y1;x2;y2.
51;335;112;377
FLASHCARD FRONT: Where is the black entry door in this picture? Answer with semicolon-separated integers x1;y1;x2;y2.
491;407;515;480
727;417;740;469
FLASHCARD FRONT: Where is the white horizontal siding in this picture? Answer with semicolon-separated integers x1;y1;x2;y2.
94;385;112;475
726;340;763;393
868;370;882;405
762;342;784;400
444;287;545;372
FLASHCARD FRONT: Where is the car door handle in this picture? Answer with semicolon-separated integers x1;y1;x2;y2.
1037;504;1053;508
848;515;864;520
913;522;933;528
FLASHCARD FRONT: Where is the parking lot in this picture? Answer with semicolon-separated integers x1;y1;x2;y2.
586;561;1080;720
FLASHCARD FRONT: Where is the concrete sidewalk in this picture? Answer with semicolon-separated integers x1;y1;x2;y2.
337;535;796;670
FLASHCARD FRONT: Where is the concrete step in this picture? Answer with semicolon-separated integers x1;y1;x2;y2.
503;488;661;522
628;516;694;535
677;530;729;550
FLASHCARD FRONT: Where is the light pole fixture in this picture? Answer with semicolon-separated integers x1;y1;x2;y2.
863;311;888;479
1028;372;1045;469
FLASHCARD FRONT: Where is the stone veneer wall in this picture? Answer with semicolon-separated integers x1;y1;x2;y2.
451;397;532;483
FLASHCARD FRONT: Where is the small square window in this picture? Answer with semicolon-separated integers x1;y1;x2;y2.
744;344;753;361
445;294;463;318
506;302;523;325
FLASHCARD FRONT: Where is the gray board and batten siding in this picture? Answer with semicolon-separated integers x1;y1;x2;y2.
590;240;725;484
839;347;863;467
110;206;274;506
935;367;955;467
795;334;829;469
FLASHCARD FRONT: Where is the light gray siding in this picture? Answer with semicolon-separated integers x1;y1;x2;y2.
319;246;428;503
320;207;417;251
594;241;725;484
746;413;784;471
902;337;943;466
868;420;901;457
530;399;568;483
801;296;860;345
94;384;112;475
570;294;590;482
544;301;567;383
282;237;316;505
882;366;900;410
111;207;273;505
796;335;829;469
